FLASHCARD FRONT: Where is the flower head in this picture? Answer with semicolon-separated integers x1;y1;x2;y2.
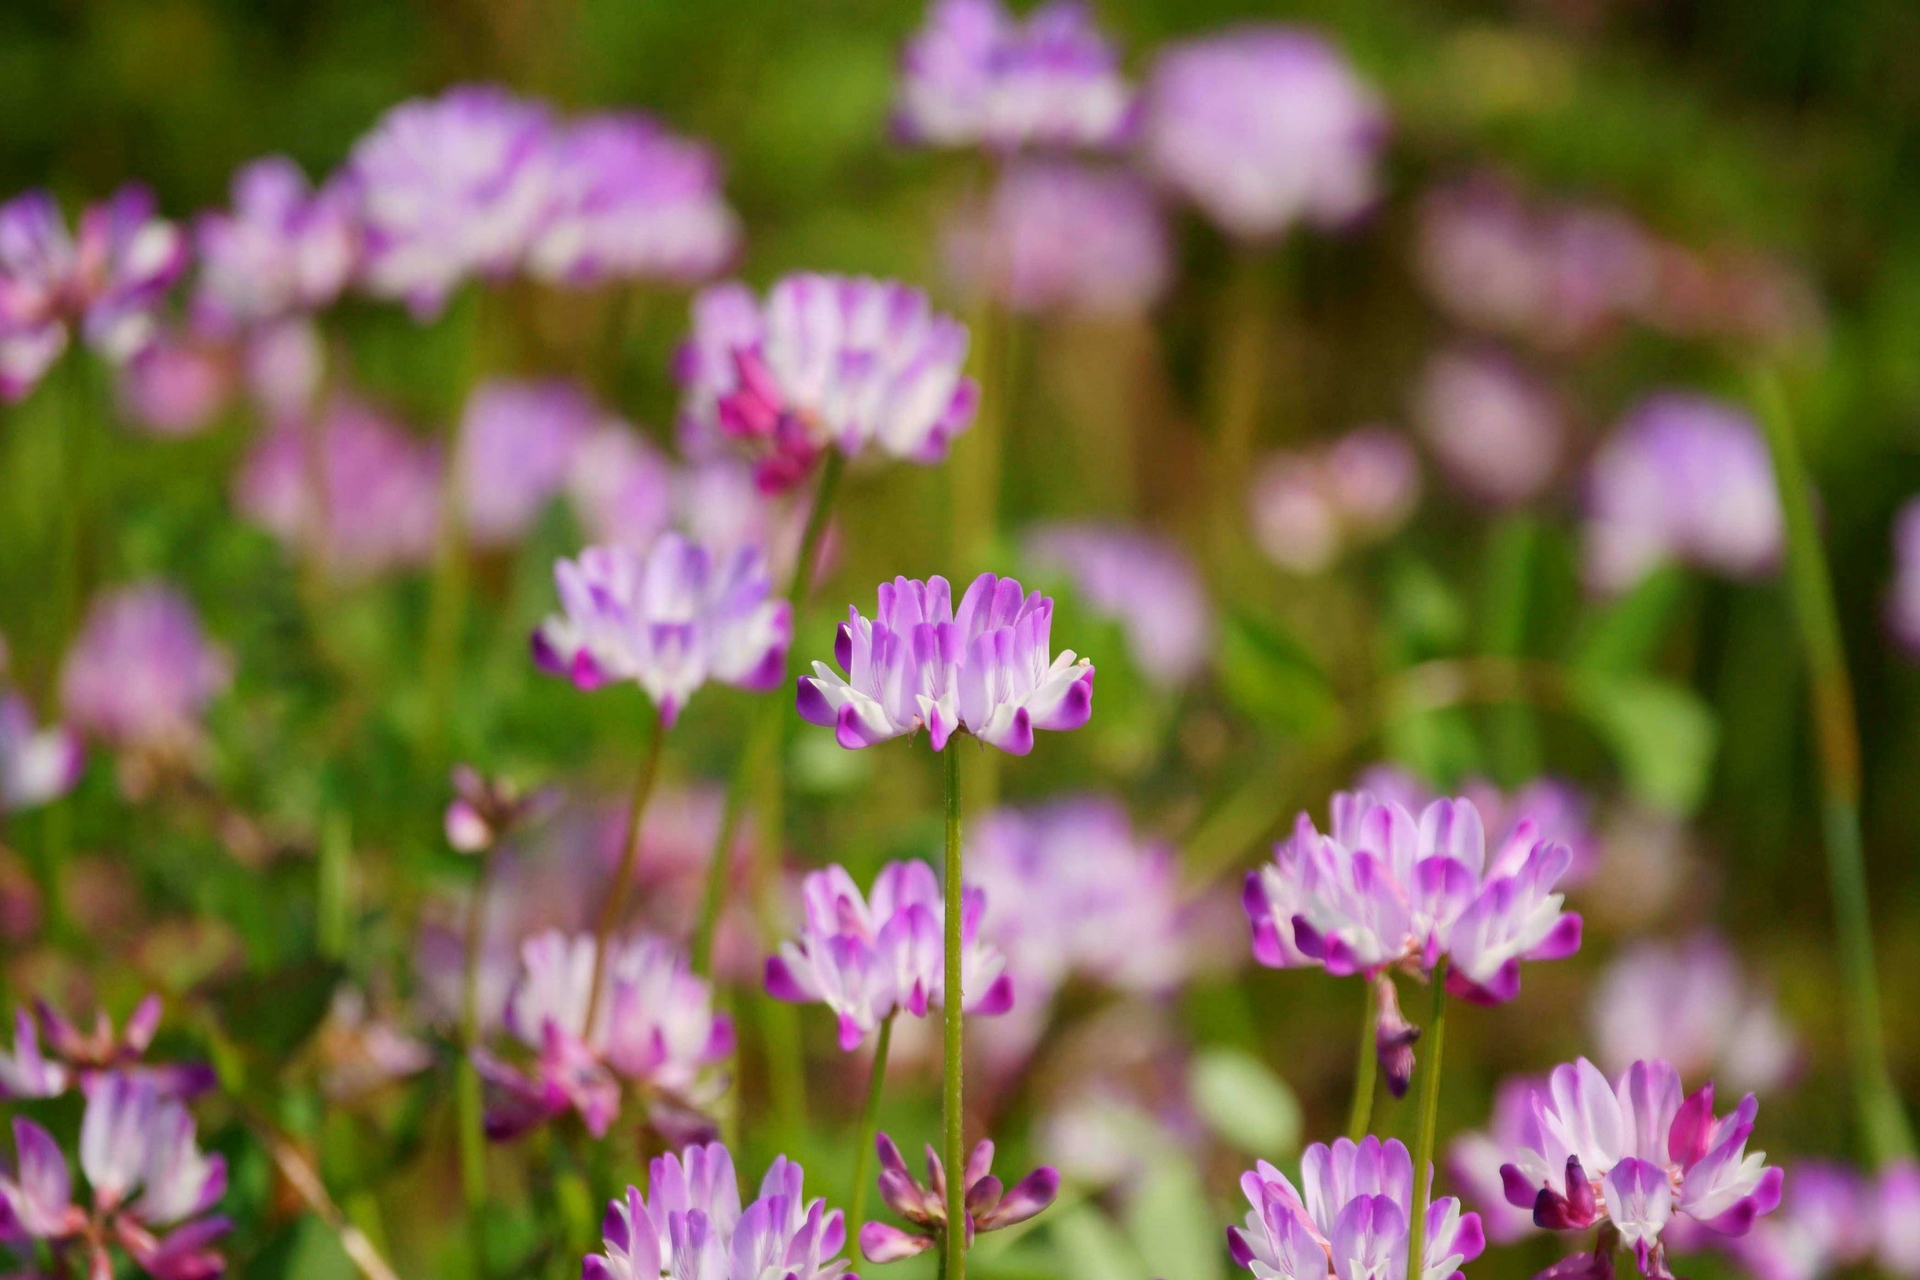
765;860;1013;1050
1589;934;1796;1097
444;765;556;855
894;0;1134;153
527;111;738;286
1022;522;1211;688
193;157;357;332
0;692;82;814
59;583;231;763
1354;766;1600;888
1143;27;1387;242
1497;1058;1784;1277
860;1134;1058;1262
1229;1136;1484;1280
1412;347;1567;508
458;378;597;546
676;274;978;492
796;572;1094;755
532;533;791;726
1879;1161;1920;1279
1250;429;1420;575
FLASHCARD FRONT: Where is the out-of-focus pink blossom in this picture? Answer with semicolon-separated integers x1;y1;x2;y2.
894;0;1134;153
1886;498;1920;658
457;379;597;546
1412;347;1566;508
860;1134;1058;1262
316;989;432;1101
1143;27;1387;241
116;333;233;438
443;765;556;855
1022;522;1211;688
2;997;213;1102
1589;934;1796;1097
1583;393;1782;595
1250;428;1421;574
1728;1163;1873;1280
0;692;82;814
1449;1076;1550;1244
193;156;357;331
60;583;230;761
1878;1162;1920;1279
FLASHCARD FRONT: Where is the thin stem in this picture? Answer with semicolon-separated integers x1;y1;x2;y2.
1206;250;1272;580
1405;962;1449;1280
952;302;1010;578
942;745;966;1280
1481;515;1541;785
457;846;500;1223
587;710;666;1035
258;1122;403;1280
847;1012;897;1247
1346;979;1378;1142
1752;368;1917;1166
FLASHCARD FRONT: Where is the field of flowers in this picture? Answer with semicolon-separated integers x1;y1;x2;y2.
3;0;1920;1278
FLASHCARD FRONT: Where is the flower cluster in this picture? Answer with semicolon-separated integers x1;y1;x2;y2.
1249;428;1421;575
1021;522;1212;689
457;378;601;547
765;860;1012;1050
860;1135;1058;1262
193;157;357;334
1589;933;1797;1096
1412;346;1567;509
796;572;1094;755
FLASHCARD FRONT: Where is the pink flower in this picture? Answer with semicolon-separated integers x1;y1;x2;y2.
457;379;598;546
860;1135;1057;1262
193;156;357;331
1886;498;1920;658
59;583;231;760
1728;1163;1873;1280
1412;347;1566;508
1250;429;1420;574
1449;1076;1550;1244
1354;766;1600;888
1022;523;1211;688
1589;934;1796;1096
0;692;82;814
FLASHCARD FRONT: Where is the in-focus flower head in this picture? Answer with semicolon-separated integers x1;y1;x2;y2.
531;532;791;726
0;691;83;814
1228;1135;1485;1280
193;156;358;332
458;378;597;546
796;572;1094;755
943;161;1169;318
1249;428;1420;575
1584;393;1782;595
676;274;979;493
1589;933;1796;1097
528;111;739;286
895;0;1134;153
59;582;231;763
765;860;1013;1050
1143;26;1387;242
0;186;188;400
1022;522;1212;688
1412;346;1567;509
860;1134;1058;1262
1497;1057;1784;1278
346;84;556;319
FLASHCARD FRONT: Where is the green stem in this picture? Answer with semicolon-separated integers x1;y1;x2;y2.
1752;368;1917;1167
942;745;966;1280
587;710;666;1035
1405;962;1448;1280
1346;979;1378;1142
1481;515;1541;785
952;303;1009;578
847;1012;896;1248
1206;251;1272;581
317;811;352;960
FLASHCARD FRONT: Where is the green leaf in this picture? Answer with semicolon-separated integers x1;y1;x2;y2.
1570;566;1688;673
1217;612;1338;737
1051;1203;1150;1280
1568;670;1718;814
1125;1151;1226;1280
1188;1048;1302;1159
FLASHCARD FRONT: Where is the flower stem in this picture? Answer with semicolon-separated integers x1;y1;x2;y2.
1346;978;1378;1141
942;744;967;1280
1206;249;1272;581
1752;368;1917;1167
847;1012;896;1247
586;709;665;1034
1405;961;1448;1280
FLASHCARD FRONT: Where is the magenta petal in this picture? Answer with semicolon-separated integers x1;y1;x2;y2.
1500;1163;1538;1210
860;1222;933;1263
981;1167;1059;1229
1526;912;1583;961
764;956;809;1003
1668;1085;1716;1170
971;973;1015;1016
835;702;875;750
796;677;836;726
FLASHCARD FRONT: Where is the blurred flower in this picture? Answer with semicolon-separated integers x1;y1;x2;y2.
116;332;233;438
2;997;213;1101
676;274;978;493
943;161;1168;317
1412;347;1566;508
0;186;188;400
860;1134;1058;1262
193;156;357;332
0;692;82;813
1354;766;1600;887
1249;428;1420;574
797;572;1094;754
894;0;1133;153
1583;394;1782;595
240;317;324;422
566;424;677;551
532;532;791;725
1229;1136;1484;1280
315;988;432;1101
1727;1163;1872;1280
1143;27;1387;241
1589;934;1796;1097
444;765;555;855
585;1143;852;1280
1022;522;1211;688
1244;790;1583;1005
477;930;732;1140
0;1072;228;1280
458;378;597;546
1449;1075;1550;1244
765;860;1013;1050
1887;498;1920;658
346;84;556;318
60;583;231;763
235;397;445;579
1497;1058;1783;1278
527;111;738;286
1879;1162;1920;1279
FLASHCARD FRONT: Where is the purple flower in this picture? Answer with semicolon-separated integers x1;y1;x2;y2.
59;583;230;760
1498;1059;1783;1278
943;161;1168;317
1;997;212;1102
1728;1163;1872;1280
532;533;791;726
1589;934;1796;1097
565;424;678;552
1250;428;1420;574
1143;27;1387;242
0;1073;229;1280
1229;1136;1484;1280
764;860;1013;1050
676;274;978;493
1243;790;1583;1004
478;930;732;1140
796;572;1094;755
1354;766;1600;888
1583;394;1783;595
1887;498;1920;658
894;0;1133;153
1879;1161;1920;1279
193;157;357;332
116;332;233;438
1449;1076;1551;1244
527;111;738;286
1022;522;1211;688
584;1143;853;1280
0;186;188;400
234;397;445;578
0;692;82;813
458;379;598;546
345;84;556;318
860;1134;1058;1262
444;764;555;855
1412;346;1566;508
